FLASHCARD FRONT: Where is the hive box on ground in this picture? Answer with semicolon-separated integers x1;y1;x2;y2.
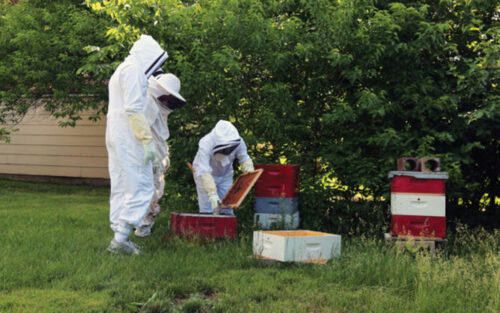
253;230;341;263
171;212;237;239
169;170;263;240
389;171;448;239
254;197;299;214
254;211;299;230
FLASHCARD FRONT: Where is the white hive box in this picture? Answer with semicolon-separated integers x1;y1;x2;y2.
253;230;341;263
390;193;446;216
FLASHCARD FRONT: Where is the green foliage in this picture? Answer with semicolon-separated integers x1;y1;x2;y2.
1;0;499;230
0;0;110;130
80;0;498;229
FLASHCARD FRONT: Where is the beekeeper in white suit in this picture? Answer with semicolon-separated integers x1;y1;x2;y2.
192;120;254;215
106;34;168;255
134;72;186;237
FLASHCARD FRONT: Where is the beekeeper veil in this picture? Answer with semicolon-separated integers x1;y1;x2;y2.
212;120;241;166
148;73;186;114
129;34;168;79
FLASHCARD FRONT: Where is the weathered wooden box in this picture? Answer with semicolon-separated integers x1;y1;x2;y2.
253;230;341;263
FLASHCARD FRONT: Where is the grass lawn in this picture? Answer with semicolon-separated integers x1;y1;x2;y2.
0;179;498;313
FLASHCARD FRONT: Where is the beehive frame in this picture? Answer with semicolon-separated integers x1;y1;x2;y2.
221;169;263;209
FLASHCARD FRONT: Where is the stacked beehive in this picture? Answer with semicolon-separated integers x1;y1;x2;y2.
389;157;448;238
253;164;300;229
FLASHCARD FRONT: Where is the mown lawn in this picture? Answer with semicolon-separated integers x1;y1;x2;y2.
0;179;498;313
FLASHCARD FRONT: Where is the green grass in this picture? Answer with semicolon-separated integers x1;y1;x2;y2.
0;179;498;313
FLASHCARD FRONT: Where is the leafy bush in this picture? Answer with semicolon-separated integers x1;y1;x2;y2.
0;0;110;131
2;0;498;231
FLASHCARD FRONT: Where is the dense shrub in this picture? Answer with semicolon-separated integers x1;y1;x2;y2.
1;0;498;232
0;0;110;133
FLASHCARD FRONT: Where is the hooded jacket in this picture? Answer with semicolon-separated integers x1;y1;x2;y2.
106;35;167;167
192;120;251;178
107;34;168;118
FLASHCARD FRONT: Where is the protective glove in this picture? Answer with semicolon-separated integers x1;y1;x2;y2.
144;141;159;167
201;173;221;214
127;113;158;166
208;192;222;214
241;159;254;173
201;173;217;195
128;113;153;143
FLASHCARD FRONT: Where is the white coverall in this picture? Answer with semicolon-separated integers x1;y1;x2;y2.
106;35;167;238
138;88;172;231
192;121;252;214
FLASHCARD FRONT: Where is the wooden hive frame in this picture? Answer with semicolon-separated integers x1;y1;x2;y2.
221;169;263;209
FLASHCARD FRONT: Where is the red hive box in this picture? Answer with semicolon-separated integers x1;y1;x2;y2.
389;171;448;239
391;215;446;238
255;164;300;183
391;175;445;194
170;212;237;239
254;164;300;198
254;182;299;198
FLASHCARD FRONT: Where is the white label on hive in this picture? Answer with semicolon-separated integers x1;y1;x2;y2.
391;193;445;217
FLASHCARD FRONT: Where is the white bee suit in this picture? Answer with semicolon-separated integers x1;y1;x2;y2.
192;121;252;214
138;88;172;231
106;35;167;240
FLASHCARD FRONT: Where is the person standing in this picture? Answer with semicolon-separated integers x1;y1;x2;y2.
134;72;186;237
192;120;254;215
106;34;168;254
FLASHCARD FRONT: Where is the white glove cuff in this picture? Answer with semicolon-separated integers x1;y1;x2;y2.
241;159;254;172
201;173;217;195
127;113;153;144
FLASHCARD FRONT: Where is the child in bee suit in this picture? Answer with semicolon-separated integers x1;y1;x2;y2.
192;120;254;215
134;72;187;237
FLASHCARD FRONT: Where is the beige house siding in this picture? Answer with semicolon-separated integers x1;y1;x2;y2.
0;107;109;179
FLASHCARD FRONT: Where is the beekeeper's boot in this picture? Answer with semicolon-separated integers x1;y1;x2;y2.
134;222;154;237
107;239;141;255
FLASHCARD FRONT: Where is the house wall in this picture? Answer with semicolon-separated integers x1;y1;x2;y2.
0;107;109;179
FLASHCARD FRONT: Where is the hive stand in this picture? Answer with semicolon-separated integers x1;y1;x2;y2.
384;233;447;253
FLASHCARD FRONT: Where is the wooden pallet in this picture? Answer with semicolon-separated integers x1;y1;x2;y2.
384;233;447;253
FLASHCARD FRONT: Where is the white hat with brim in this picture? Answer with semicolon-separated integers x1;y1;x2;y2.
149;73;186;102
